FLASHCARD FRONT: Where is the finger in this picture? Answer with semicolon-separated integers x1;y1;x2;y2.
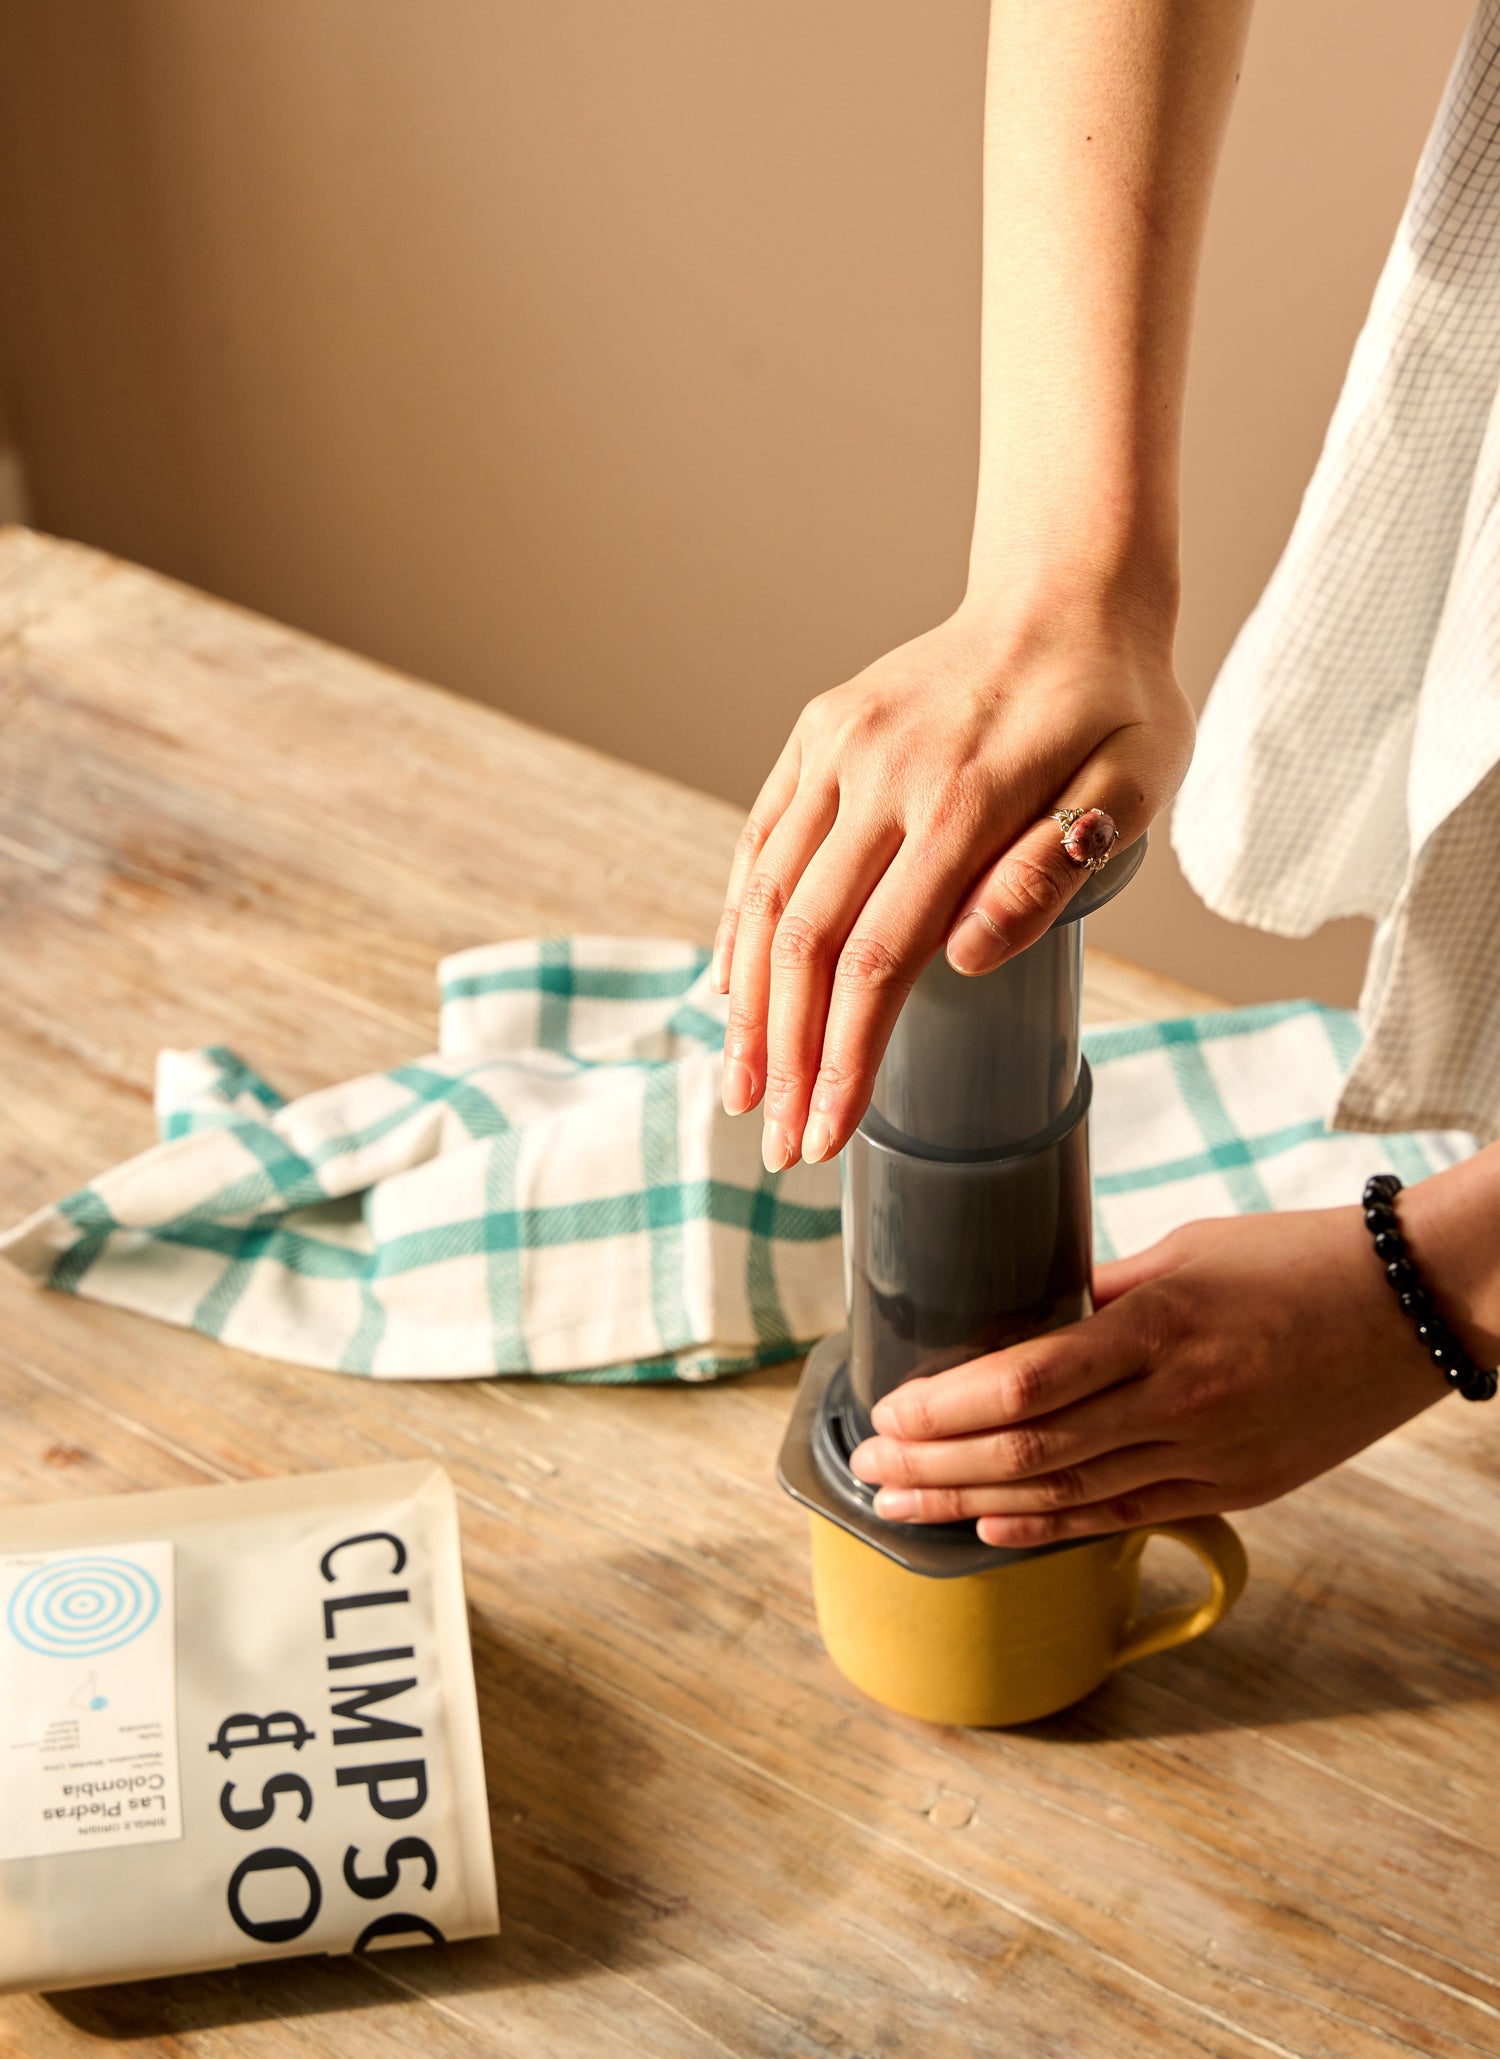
975;1478;1222;1548
946;749;1148;978
721;785;839;1119
869;1299;1147;1439
758;814;904;1171
865;1442;1179;1525
711;736;802;995
850;1380;1151;1492
1093;1236;1192;1307
799;832;978;1162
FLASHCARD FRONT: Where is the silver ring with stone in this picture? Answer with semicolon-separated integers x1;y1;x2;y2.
1053;806;1119;873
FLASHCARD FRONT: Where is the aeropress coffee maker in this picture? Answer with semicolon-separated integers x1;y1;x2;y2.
777;838;1248;1726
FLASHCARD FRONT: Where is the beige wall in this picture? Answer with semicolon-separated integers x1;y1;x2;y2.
0;0;1473;1005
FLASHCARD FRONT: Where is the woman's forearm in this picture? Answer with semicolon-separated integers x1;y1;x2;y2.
712;3;1250;1170
968;0;1253;629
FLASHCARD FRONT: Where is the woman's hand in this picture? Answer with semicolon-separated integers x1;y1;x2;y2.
712;594;1193;1172
848;1207;1452;1546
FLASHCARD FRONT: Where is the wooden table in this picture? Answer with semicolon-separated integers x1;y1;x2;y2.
1;527;1497;2059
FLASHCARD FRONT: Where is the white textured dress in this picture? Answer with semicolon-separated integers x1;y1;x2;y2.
1174;1;1500;1142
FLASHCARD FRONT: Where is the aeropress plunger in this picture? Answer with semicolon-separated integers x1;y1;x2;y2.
777;836;1248;1725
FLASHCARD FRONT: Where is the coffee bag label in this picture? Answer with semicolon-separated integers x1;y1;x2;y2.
0;1463;497;1993
0;1541;182;1861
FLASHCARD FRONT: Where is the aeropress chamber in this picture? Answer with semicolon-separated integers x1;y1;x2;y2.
777;837;1248;1725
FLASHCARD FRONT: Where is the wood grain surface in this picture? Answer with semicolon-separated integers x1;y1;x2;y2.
1;526;1497;2059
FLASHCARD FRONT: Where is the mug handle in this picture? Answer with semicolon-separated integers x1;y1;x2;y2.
1108;1515;1249;1673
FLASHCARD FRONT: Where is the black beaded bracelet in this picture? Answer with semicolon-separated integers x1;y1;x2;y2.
1363;1174;1498;1402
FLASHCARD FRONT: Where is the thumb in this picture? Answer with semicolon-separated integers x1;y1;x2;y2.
1093;1230;1196;1306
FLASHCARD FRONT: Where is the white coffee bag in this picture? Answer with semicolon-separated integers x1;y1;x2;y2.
0;1460;499;1992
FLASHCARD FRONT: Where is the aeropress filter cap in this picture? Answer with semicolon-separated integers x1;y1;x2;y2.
777;836;1147;1577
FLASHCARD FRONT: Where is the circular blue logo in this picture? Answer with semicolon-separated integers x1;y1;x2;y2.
7;1556;161;1657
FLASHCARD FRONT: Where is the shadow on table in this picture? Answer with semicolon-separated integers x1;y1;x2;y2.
46;1620;645;2042
1021;1569;1500;1745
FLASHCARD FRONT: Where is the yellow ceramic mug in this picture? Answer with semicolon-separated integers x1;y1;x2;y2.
809;1510;1248;1727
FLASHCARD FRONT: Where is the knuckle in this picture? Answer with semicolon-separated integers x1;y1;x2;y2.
735;812;774;863
1107;1492;1147;1530
769;912;830;974
883;1442;920;1489
991;852;1069;928
1138;1280;1191;1355
926;1489;966;1523
1184;1364;1235;1421
999;1357;1047;1418
1038;1466;1087;1509
995;1424;1050;1477
1007;1513;1064;1546
798;685;842;734
741;873;788;926
836;931;912;995
762;1063;803;1112
831;688;885;754
724;1006;760;1055
899;1388;937;1440
811;1056;862;1101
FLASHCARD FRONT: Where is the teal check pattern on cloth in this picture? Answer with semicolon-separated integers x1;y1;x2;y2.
1084;1004;1474;1262
0;938;1477;1380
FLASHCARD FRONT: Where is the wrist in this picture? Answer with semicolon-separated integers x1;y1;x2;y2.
958;531;1180;659
1394;1147;1500;1370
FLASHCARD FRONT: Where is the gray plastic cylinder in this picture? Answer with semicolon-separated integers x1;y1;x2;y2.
841;837;1146;1427
871;923;1082;1150
843;1088;1093;1423
868;835;1144;1154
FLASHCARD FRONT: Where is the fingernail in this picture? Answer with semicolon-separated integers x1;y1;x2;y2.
875;1489;917;1520
802;1113;833;1163
710;943;730;994
946;909;1005;977
869;1397;897;1434
762;1121;793;1173
722;1059;754;1116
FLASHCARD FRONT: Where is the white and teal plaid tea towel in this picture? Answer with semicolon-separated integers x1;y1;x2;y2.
0;937;1477;1381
